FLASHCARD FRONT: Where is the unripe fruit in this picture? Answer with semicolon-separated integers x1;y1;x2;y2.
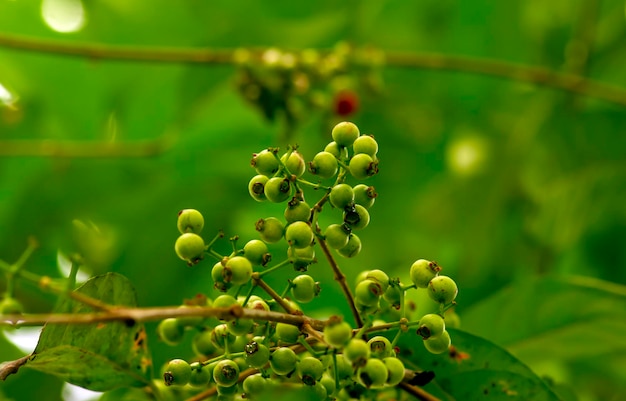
226;317;254;336
355;279;383;307
177;209;204;234
251;149;279;176
288;245;316;271
353;184;377;208
300;381;328;401
243;373;267;395
285;221;314;249
243;239;271;266
281;150;306;177
424;330;451;354
163;359;191;386
329;183;354;210
224;256;253;285
213;294;238;309
343;338;370;368
324;223;350;250
367;336;393;359
211;262;231;292
192;330;217;356
174;233;205;264
332;121;360;147
409;259;441;288
0;297;23;315
365;270;390;292
353;135;378;157
270;347;298;375
264;177;292;203
248;175;269;202
323;318;352;348
383;357;405;386
343;204;370;230
255;217;284;243
210;324;237;350
349;153;378;180
417;314;446;339
309;151;338;178
157;318;184;346
216;383;238;396
276;322;301;344
188;362;212;387
297;356;325;385
324;141;341;158
213;359;240;387
329;354;353;382
338;233;361;258
244;341;270;368
383;285;402;309
284;199;311;224
428;275;458;304
357;358;388;389
290;274;320;303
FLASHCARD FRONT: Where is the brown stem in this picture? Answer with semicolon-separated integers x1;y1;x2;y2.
398;381;441;401
0;355;29;381
252;274;296;314
315;228;363;328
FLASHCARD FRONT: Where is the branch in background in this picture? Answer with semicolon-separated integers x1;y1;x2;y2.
1;32;626;107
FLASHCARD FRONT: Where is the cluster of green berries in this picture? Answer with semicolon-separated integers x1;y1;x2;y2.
234;43;384;132
163;123;460;400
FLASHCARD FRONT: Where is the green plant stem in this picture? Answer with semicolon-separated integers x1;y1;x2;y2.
257;258;292;278
315;229;363;328
205;230;225;250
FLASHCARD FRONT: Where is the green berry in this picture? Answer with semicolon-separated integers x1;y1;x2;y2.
177;209;204;234
243;373;267;396
332;121;360;147
248;175;269;202
270;347;298;375
382;285;402;309
409;259;441;288
323;317;352;348
276;322;301;344
255;217;284;243
163;359;191;386
383;357;405;386
281;150;306;177
324;141;342;158
211;262;231;292
0;297;23;315
428;275;458;304
227;317;254;336
285;221;314;249
213;294;238;309
224;256;253;285
353;184;377;208
367;336;393;359
216;383;238;396
324;223;350;249
288;245;316;271
309;151;338;178
244;341;270;368
188;362;212;387
338;233;361;258
343;338;370;368
174;233;205;265
211;324;237;350
353;135;378;157
355;279;383;307
356;358;388;389
320;374;336;396
343;204;370;230
329;183;354;210
349;153;378;180
157;318;185;346
356;300;380;315
243;239;271;266
192;330;218;356
264;177;292;203
213;359;240;387
251;149;279;176
300;381;328;401
424;330;451;354
365;270;389;292
417;314;446;339
297;357;324;385
284;199;311;224
290;274;320;303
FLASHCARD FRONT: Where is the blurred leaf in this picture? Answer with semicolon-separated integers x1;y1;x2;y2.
398;328;560;401
26;273;152;391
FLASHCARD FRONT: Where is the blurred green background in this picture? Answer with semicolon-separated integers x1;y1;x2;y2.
1;1;626;400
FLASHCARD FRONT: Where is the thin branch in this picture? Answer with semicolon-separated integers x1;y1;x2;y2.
0;355;29;381
398;381;441;401
185;368;257;401
315;230;363;328
0;304;328;331
252;274;296;314
1;32;626;106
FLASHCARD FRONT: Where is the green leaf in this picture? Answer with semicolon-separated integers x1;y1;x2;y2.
26;273;152;391
398;328;560;401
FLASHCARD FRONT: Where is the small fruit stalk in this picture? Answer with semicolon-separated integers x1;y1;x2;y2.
162;121;459;400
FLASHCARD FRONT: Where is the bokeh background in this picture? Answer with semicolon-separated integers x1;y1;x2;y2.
1;1;626;400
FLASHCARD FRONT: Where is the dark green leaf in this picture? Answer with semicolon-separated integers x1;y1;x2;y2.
26;273;152;391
